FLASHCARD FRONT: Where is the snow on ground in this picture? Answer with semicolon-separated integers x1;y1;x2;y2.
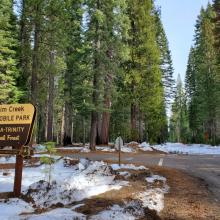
0;156;15;164
33;145;47;153
138;142;153;152
136;188;165;212
90;201;144;220
0;157;168;219
56;146;84;150
120;146;136;153
146;175;166;183
111;163;147;171
136;174;169;213
152;143;220;155
25;160;126;208
0;198;34;220
23;208;86;220
96;146;116;152
33;154;61;160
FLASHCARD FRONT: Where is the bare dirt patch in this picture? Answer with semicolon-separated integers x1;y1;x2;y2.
151;166;220;220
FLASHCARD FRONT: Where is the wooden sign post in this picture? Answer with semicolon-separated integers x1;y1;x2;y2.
0;104;36;197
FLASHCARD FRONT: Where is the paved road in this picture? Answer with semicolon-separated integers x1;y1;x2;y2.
69;152;220;201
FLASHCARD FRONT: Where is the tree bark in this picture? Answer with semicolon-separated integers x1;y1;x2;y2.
31;4;40;106
96;113;102;145
20;0;31;101
46;51;55;141
138;109;144;142
131;103;138;141
63;101;73;146
89;0;100;151
31;2;41;143
100;96;111;144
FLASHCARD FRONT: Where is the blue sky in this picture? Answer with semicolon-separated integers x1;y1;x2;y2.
155;0;210;81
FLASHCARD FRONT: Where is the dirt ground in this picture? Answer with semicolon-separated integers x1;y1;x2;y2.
151;166;220;220
74;164;220;220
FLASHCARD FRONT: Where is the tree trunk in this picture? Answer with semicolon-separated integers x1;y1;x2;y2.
31;3;41;143
31;5;40;106
89;0;100;151
60;106;65;145
90;111;98;150
20;0;31;101
63;101;73;146
100;96;111;144
46;51;55;142
138;109;144;142
96;113;102;145
131;103;138;141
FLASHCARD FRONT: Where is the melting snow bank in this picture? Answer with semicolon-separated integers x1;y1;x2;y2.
111;163;147;171
24;160;126;208
0;158;169;219
138;142;153;152
152;143;220;155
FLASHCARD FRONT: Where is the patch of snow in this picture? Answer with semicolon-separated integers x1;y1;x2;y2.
80;147;91;153
111;164;147;171
71;203;85;210
90;201;144;220
33;145;47;153
118;171;131;178
0;198;34;220
138;142;153;152
96;146;116;152
153;143;220;155
33;154;61;160
120;146;136;153
24;160;126;208
56;146;84;150
136;188;165;213
0;156;15;164
146;175;166;183
136;173;169;213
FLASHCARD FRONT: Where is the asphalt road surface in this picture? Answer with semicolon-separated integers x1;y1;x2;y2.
69;152;220;202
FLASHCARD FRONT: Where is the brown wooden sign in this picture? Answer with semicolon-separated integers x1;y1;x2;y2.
0;104;36;148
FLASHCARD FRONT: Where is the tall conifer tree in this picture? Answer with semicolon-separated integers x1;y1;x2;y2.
0;0;20;103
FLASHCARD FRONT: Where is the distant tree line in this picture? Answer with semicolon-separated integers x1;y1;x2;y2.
170;1;220;145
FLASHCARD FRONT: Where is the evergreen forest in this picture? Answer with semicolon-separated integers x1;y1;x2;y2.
1;0;220;148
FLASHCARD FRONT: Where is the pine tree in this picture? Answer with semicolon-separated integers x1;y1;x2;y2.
185;4;219;144
185;47;198;142
213;0;220;143
62;0;85;145
0;0;21;104
125;0;166;143
155;9;175;106
85;0;129;149
170;75;189;143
